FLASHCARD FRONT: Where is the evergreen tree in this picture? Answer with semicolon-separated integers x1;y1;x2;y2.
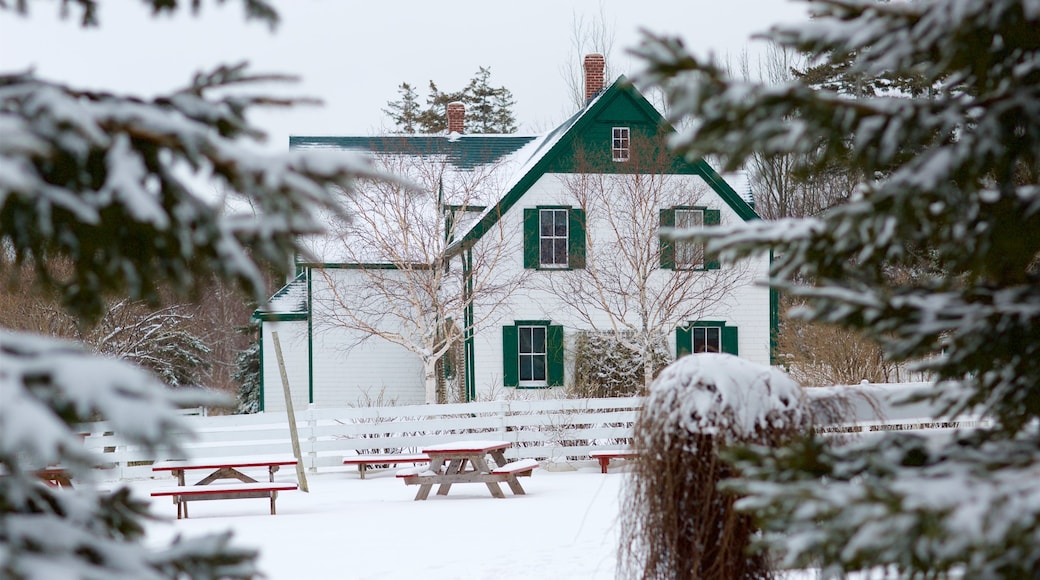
0;1;388;577
234;337;262;414
382;82;421;133
390;69;517;134
416;80;463;134
636;0;1040;576
464;66;516;134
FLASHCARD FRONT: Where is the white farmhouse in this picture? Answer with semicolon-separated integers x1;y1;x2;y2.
254;55;773;411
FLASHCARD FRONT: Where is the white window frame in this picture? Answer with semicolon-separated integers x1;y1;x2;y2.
612;127;630;162
674;208;705;270
692;326;722;353
539;209;569;268
518;325;548;386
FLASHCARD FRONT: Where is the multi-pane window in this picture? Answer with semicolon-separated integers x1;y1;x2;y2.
612;127;630;162
504;321;564;388
674;208;705;269
539;209;569;267
677;321;738;357
518;326;547;384
693;326;722;353
660;206;720;271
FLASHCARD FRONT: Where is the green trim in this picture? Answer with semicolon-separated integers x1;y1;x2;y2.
660;206;721;271
258;321;265;412
253;312;308;322
547;324;565;386
443;204;487;213
503;320;561;389
502;325;519;387
296;262;433;270
705;208;721;270
523;208;539;269
567;208;586;269
523;206;586;270
307;268;314;405
770;249;779;365
722;325;739;356
677;320;739;357
659;208;675;269
463;248;476;401
449;76;759;255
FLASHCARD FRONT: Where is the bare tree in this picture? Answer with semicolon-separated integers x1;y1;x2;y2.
0;256;213;388
542;134;753;392
736;43;858;219
312;149;525;403
560;3;616;110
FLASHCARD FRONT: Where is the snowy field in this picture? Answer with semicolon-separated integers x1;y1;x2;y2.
135;461;845;579
139;463;626;579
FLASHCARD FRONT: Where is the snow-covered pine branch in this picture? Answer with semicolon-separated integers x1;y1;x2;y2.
634;0;1040;576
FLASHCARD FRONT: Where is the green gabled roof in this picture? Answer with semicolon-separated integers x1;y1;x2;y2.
289;135;538;171
449;76;758;253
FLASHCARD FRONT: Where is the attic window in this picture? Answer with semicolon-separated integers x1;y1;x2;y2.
612;127;630;162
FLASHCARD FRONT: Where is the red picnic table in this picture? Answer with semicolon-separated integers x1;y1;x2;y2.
150;455;299;518
396;440;539;501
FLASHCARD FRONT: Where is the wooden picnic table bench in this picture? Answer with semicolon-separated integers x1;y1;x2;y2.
396;441;538;500
589;449;637;473
342;453;430;479
151;455;299;518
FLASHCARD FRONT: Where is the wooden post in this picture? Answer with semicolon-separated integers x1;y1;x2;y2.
271;331;309;492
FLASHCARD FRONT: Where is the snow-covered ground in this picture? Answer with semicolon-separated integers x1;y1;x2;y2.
139;463;625;579
136;459;850;579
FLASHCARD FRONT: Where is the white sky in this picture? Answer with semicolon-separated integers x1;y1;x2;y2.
0;1;809;151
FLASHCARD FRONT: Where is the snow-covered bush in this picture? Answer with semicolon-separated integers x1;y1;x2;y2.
618;354;806;579
570;331;668;398
635;0;1040;575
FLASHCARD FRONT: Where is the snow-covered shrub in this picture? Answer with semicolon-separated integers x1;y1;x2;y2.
570;331;668;398
618;354;807;579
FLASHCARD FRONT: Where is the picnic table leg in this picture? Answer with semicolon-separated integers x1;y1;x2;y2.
488;449;522;495
599;457;610;473
270;491;277;515
436;458;464;496
471;456;505;499
415;457;445;501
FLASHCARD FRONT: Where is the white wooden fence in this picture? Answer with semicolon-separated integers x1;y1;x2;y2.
83;397;643;481
82;383;978;482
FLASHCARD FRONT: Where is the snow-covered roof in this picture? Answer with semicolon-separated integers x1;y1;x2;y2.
253;271;308;321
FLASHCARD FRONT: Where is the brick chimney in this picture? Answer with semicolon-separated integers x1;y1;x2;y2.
447;101;465;134
584;53;606;102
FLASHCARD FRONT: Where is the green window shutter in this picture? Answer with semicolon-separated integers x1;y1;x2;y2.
722;325;739;355
547;324;565;386
502;325;519;387
659;208;675;269
568;208;586;269
705;209;721;270
676;325;691;358
523;208;539;269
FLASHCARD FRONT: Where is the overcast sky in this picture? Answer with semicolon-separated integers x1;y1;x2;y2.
0;1;809;151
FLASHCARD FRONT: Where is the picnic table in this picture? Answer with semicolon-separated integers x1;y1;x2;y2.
150;455;299;518
396;440;538;501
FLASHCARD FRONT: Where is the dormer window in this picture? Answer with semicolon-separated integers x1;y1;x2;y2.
612;127;630;162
